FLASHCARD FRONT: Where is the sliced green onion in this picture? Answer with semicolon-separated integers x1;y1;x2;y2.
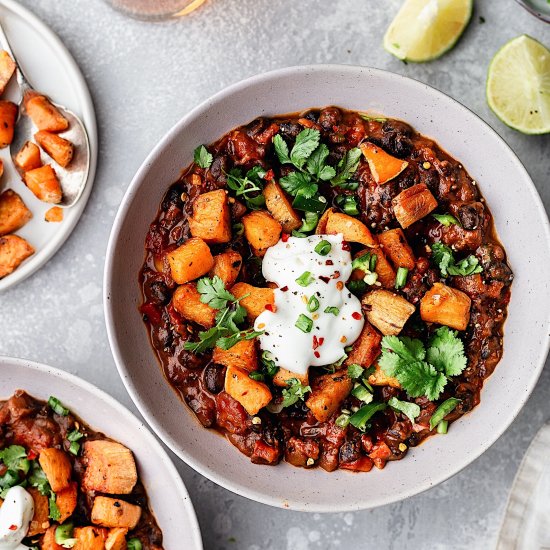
55;523;76;547
67;430;83;442
295;314;313;333
314;240;332;256
307;295;320;312
232;222;244;236
369;254;378;271
68;442;80;456
336;194;359;216
127;540;143;550
324;306;340;316
292;194;327;213
347;364;364;379
335;413;350;428
395;267;409;289
48;396;69;416
349;402;387;431
432;213;459;227
429;397;461;430
347;280;368;296
296;271;315;287
437;420;449;434
249;371;265;382
351;385;373;403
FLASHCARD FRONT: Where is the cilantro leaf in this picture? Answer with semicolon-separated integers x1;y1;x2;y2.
381;335;426;364
426;326;467;377
330;147;362;187
290;129;320;168
197;276;234;309
279;172;318;199
48;491;61;521
0;445;29;473
431;242;483;277
397;361;448;400
184;327;220;354
273;134;291;164
194;145;213;169
306;144;336;181
217;328;263;350
226;166;266;210
347;364;364;379
388;397;421;424
29;462;50;496
281;378;311;408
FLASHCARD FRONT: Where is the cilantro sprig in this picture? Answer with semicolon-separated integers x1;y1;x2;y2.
379;326;467;401
281;378;311;408
431;242;483;277
193;145;213;169
226;166;267;210
184;276;262;354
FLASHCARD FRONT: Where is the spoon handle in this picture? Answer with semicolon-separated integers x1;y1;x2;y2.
0;19;32;94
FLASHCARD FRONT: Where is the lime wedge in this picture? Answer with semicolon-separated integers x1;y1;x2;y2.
487;35;550;135
383;0;472;62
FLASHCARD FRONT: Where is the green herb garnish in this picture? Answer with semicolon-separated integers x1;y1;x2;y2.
388;397;421;424
324;306;340;316
67;430;84;456
193;145;213;169
351;384;373;403
431;242;483;277
314;240;332;256
395;267;409;289
335;194;359;216
281;378;311;408
226;166;267;210
347;364;364;379
0;445;30;473
335;413;350;428
295;314;313;333
330;148;362;188
295;271;315;287
127;540;143;550
349;402;387;431
307;295;320;312
432;213;460;227
293;211;320;237
48;491;61;521
48;396;69;416
55;523;76;548
429;397;461;430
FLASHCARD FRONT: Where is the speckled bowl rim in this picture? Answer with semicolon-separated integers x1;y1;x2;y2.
104;64;550;512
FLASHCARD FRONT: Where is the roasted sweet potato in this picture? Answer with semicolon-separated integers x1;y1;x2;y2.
273;368;309;388
24;93;68;132
315;207;334;234
27;487;49;536
82;440;137;495
242;210;282;256
0;189;32;235
91;496;142;529
378;228;416;270
352;247;395;288
188;189;231;244
325;211;376;247
45;206;64;223
38;448;72;492
56;481;78;523
24;165;63;204
362;289;415;336
213;339;257;372
360;142;408;184
224;365;272;415
42;526;64;550
392;183;438;229
230;282;275;321
0;51;16;95
345;322;382;368
368;363;401;388
15;141;42;171
167;237;214;284
172;282;217;328
0;100;17;148
306;369;352;423
420;282;471;331
0;235;34;278
263;181;301;232
105;528;128;550
35;131;74;167
74;526;107;550
209;249;242;288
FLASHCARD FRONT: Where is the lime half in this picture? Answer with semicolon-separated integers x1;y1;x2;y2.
487;35;550;135
383;0;473;62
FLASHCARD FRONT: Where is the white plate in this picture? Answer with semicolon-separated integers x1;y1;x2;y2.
0;356;203;549
105;65;550;512
0;0;97;292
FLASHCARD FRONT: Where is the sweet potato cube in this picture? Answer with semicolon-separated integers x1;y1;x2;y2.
35;131;74;167
368;363;401;388
213;339;257;372
306;369;352;422
188;189;231;244
392;183;438;229
263;181;301;232
24;165;62;204
15;141;42;171
0;51;16;95
242;210;282;257
420;282;471;331
352;247;395;288
360;142;408;184
345;322;382;368
74;526;107;550
25;93;68;132
362;289;415;336
167;237;214;284
230;282;275;321
0;235;34;278
225;366;272;415
378;228;416;270
0;100;17;148
56;481;78;523
325;211;377;247
91;496;141;530
42;526;64;550
82;440;137;495
45;206;64;223
273;368;309;388
105;528;128;550
38;448;72;492
315;207;335;235
0;189;32;236
209;249;242;288
172;282;217;328
27;488;49;536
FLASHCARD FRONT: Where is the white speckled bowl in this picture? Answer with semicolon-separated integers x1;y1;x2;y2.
0;357;203;548
104;65;550;512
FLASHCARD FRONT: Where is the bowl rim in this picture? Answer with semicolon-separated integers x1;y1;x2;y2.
0;355;203;547
513;0;550;23
104;64;550;512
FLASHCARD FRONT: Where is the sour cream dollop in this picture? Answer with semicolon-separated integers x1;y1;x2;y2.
254;234;364;375
0;486;34;550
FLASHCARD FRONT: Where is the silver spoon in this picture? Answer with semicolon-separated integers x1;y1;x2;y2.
0;20;90;207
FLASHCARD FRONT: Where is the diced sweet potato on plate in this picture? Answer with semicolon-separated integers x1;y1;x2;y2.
0;189;32;235
209;249;242;288
378;228;416;270
45;206;64;223
0;50;16;95
224;365;272;415
38;447;72;492
172;282;217;328
24;165;63;203
24;92;69;132
0;100;17;148
263;181;301;232
188;189;231;244
35;130;74;167
420;282;471;331
15;141;42;171
0;234;34;278
91;496;142;529
392;183;438;229
306;369;352;423
213;338;257;372
360;142;409;184
167;237;214;284
242;210;282;256
27;487;50;536
325;211;377;247
230;282;274;321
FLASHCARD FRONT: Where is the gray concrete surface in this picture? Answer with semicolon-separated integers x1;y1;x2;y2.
1;0;549;548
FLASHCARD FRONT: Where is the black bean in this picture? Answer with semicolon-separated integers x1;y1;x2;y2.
203;364;225;394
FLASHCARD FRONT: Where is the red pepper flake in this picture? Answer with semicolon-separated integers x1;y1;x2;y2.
342;241;351;251
265;303;276;313
264;169;275;181
325;260;334;266
332;271;341;279
314;351;320;359
319;276;330;284
336;281;344;291
9;524;17;531
281;233;290;242
27;450;37;460
352;312;362;320
280;286;289;292
318;337;325;346
312;335;319;349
